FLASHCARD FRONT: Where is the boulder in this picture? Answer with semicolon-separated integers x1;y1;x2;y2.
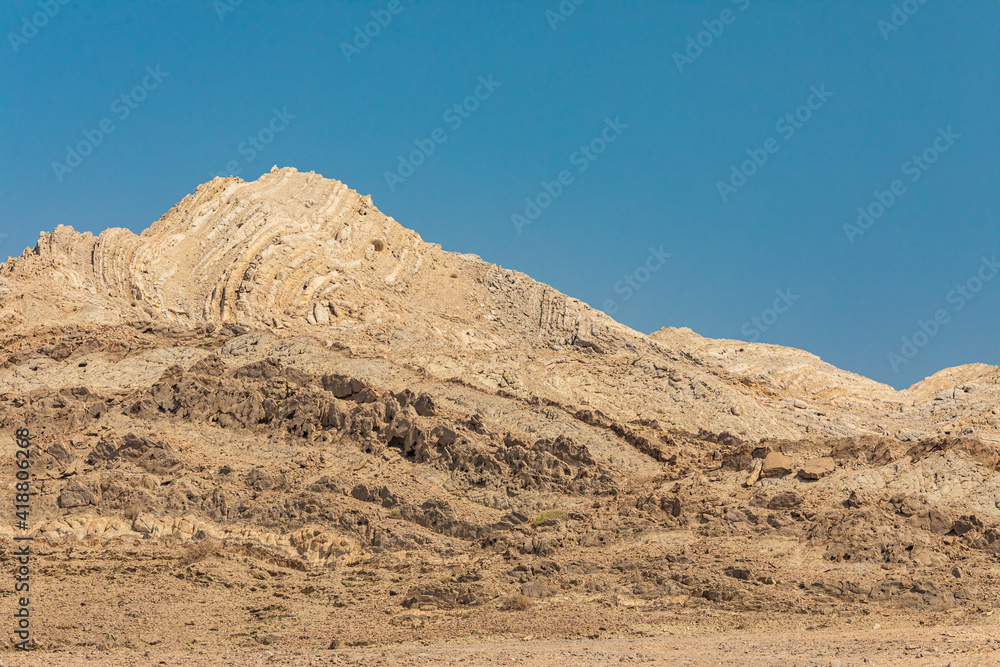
412;393;436;417
797;456;835;480
57;480;96;508
909;509;953;535
745;458;763;487
761;452;794;477
766;492;802;510
313;302;330;325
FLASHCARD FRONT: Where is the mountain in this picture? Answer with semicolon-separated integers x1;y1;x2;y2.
3;168;1000;657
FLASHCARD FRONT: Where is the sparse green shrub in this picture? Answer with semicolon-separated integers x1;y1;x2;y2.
532;509;570;527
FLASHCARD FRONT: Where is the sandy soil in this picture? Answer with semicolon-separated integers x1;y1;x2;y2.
9;625;1000;666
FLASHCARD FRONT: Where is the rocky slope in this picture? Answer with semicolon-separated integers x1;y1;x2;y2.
2;168;1000;656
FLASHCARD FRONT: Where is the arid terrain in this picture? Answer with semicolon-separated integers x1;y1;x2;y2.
2;167;1000;665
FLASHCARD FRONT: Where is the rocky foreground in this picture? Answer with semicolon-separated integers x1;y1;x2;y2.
2;168;1000;662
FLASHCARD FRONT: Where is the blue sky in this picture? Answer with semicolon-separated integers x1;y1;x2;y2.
2;1;998;389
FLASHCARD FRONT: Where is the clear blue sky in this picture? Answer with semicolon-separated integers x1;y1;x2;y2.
2;1;998;389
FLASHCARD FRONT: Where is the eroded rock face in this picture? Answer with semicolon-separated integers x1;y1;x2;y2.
1;169;996;447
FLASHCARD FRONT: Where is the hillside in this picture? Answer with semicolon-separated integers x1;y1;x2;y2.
3;168;1000;662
